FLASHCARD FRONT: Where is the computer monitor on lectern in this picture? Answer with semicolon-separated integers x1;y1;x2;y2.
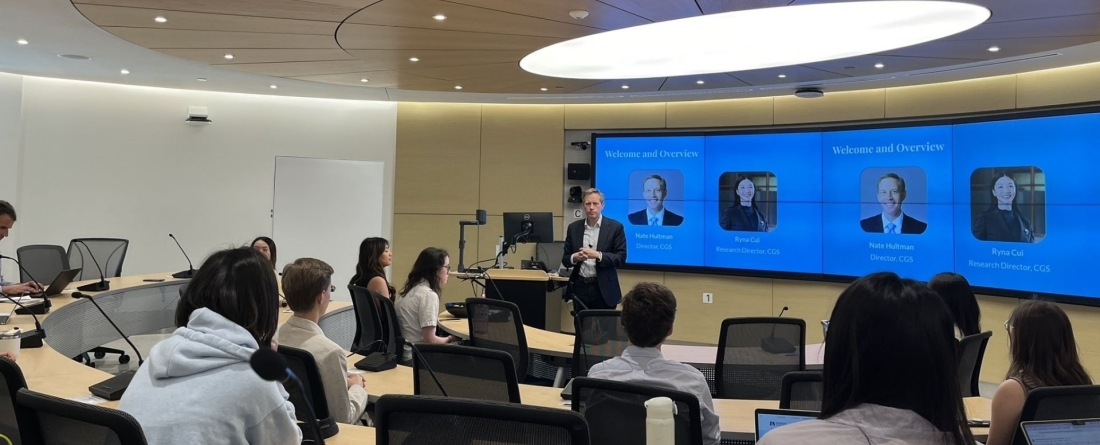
502;212;554;247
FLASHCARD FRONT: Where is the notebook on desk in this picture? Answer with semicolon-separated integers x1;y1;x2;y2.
1022;418;1100;445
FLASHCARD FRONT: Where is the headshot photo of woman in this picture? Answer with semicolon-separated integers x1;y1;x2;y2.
719;174;770;232
972;172;1037;243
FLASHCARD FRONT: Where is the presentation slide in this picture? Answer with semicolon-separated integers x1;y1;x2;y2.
952;113;1100;298
704;133;823;274
591;109;1100;301
595;135;706;266
821;125;955;280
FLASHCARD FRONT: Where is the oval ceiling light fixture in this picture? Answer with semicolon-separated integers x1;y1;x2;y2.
521;1;989;79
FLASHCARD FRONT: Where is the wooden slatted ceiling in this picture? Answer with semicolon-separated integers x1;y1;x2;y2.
71;0;1100;95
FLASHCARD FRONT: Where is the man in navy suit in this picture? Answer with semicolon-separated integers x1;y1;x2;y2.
628;175;684;227
860;173;928;235
563;188;627;310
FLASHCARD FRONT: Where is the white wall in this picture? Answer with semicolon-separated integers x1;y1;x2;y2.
0;73;24;282
4;76;396;295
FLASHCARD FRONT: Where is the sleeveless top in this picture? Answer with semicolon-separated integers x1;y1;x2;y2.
1009;375;1039;393
354;271;393;300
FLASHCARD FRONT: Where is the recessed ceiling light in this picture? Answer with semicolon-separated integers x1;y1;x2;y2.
520;1;989;79
454;85;462;90
270;85;277;89
540;87;548;91
409;57;420;62
58;54;91;60
120;69;129;75
621;85;629;89
695;80;705;85
197;78;208;82
433;14;446;21
360;78;369;83
988;45;1000;52
778;74;787;78
224;54;234;60
16;39;28;45
874;63;884;69
154;16;167;23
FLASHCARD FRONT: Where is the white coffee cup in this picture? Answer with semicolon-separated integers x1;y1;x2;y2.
0;336;19;360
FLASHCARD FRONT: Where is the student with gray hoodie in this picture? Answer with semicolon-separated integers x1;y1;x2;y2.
119;248;302;445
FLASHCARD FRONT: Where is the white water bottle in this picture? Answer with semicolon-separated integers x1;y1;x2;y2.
645;396;676;445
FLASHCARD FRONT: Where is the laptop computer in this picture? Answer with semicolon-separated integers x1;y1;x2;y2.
755;408;818;441
1022;418;1100;445
29;268;82;297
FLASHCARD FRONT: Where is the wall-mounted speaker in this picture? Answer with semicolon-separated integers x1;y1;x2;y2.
567;163;591;180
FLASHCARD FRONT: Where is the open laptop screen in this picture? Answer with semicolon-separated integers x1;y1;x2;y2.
755;409;818;441
1022;419;1100;445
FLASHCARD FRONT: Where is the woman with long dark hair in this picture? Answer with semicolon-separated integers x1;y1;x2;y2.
349;237;394;301
986;300;1092;445
394;247;458;361
251;236;277;269
928;272;982;338
760;272;974;445
972;172;1036;243
119;248;299;444
719;175;768;232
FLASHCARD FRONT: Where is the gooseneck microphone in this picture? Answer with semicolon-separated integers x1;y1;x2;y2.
0;254;51;312
73;240;111;292
407;341;449;397
79;292;143;400
168;234;196;279
0;256;47;348
762;306;796;354
250;348;329;443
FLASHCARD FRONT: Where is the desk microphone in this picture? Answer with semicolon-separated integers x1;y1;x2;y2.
407;341;449;397
73;240;111;292
250;348;329;443
168;234;195;279
80;292;144;400
761;306;796;354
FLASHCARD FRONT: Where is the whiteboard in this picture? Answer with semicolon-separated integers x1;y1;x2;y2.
273;157;384;301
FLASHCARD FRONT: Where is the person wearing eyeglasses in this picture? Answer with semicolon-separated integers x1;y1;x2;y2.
275;258;368;425
394;247;460;363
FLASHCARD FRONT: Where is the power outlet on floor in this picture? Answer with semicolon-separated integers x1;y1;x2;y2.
703;292;713;304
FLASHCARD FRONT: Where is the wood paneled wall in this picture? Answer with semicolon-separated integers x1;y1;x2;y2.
395;62;1100;384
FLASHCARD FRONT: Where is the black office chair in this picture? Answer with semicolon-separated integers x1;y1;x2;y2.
572;310;628;378
1;356;28;445
373;290;406;364
571;377;703;445
67;238;130;365
466;298;529;380
66;238;128;281
14;388;148;445
374;394;591;445
277;345;339;439
714;317;805;400
348;285;383;354
956;331;993;397
1012;385;1100;445
15;245;69;285
780;371;823;411
413;344;521;403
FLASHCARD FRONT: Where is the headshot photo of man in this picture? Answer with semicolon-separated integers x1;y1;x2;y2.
628;174;684;226
860;172;927;234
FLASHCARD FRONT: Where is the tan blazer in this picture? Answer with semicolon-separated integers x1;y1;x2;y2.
276;316;368;424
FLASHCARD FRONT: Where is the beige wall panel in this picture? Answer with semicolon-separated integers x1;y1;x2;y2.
1059;303;1100;378
773;89;885;124
479;105;565;215
395;103;482;214
885;75;1017;118
563;103;666;130
392;213;477;303
976;295;1018;383
772;279;847;345
1017;62;1100;108
664;273;772;344
666;97;774;128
